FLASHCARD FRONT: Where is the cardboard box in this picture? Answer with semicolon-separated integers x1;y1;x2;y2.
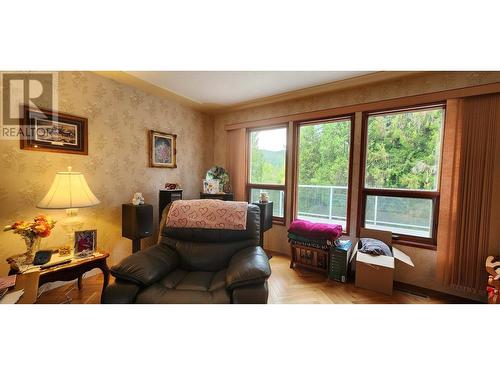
353;228;414;295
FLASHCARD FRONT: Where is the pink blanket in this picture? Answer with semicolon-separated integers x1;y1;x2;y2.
165;199;248;230
288;219;342;241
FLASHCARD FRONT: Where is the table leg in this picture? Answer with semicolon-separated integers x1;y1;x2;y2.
99;261;110;303
77;276;83;290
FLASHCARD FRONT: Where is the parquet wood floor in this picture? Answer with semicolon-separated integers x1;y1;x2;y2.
35;253;473;304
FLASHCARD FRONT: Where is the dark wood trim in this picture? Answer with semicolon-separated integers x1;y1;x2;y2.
366;101;446;117
357;103;445;248
295;114;353;126
291;114;355;235
346;115;355;235
394;239;437;250
356;112;369;238
247;183;287;190
272;217;286;226
363;188;439;198
224;81;500;131
291;119;300;225
245;125;289;223
393;281;478;303
245;127;250;200
246;184;287;225
20;106;88;155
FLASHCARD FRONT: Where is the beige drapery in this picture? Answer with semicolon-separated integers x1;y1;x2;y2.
438;93;500;295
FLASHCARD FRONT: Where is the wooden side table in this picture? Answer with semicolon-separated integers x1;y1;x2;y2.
9;252;110;303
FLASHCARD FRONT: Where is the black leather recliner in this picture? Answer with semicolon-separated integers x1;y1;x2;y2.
102;203;271;303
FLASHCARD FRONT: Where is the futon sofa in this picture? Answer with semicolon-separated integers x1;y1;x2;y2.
102;203;271;303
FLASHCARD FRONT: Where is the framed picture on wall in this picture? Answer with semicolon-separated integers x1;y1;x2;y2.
20;106;88;155
149;130;177;168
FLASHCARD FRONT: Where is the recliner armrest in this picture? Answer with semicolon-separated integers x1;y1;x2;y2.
226;246;271;290
110;244;179;286
101;279;141;304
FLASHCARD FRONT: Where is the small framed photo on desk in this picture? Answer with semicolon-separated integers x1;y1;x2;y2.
74;229;97;257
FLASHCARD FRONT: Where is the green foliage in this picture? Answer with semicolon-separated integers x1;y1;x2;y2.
365;109;443;190
249;108;443;193
250;132;285;184
298;120;351;186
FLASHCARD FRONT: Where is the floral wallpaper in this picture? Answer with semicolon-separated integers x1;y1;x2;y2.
0;72;214;275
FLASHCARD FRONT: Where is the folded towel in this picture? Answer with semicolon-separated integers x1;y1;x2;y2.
288;219;342;242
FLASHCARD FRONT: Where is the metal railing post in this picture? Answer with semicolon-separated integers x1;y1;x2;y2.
328;186;334;220
280;190;284;216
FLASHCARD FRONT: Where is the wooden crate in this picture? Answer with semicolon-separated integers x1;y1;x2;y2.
289;243;329;274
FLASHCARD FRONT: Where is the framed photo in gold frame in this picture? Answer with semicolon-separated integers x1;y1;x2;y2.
149;130;177;168
74;229;97;258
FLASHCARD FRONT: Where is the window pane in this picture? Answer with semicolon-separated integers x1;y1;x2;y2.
296;119;351;229
364;195;433;238
250;189;285;218
365;108;444;191
249;127;286;185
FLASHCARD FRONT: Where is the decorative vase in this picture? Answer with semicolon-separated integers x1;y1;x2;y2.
23;236;41;265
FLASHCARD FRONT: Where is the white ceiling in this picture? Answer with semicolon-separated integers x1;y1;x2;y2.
127;71;374;106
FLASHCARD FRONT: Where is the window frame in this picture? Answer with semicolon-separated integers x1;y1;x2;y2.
292;114;355;234
357;103;446;249
246;124;288;225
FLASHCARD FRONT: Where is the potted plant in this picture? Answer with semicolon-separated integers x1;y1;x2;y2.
206;166;231;193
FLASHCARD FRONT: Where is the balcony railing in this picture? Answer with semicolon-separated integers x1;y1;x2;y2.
296;185;431;237
250;184;432;237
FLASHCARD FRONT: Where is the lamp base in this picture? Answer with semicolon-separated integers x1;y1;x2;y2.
60;208;84;249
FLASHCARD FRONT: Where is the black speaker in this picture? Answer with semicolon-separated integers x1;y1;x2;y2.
122;203;153;252
159;189;182;222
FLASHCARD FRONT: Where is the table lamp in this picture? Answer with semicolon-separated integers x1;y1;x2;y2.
37;166;100;245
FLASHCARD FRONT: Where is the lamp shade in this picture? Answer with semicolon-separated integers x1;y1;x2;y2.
37;167;100;209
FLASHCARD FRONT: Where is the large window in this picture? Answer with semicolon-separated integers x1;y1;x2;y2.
295;116;353;232
247;126;287;221
360;105;445;246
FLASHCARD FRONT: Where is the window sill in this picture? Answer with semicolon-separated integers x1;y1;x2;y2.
393;238;436;251
272;218;286;226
